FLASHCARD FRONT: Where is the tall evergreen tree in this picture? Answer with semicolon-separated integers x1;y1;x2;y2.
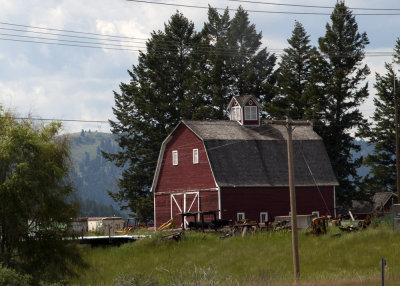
267;21;320;120
227;6;276;104
317;1;370;205
199;7;231;119
362;39;400;194
104;12;203;220
363;62;398;194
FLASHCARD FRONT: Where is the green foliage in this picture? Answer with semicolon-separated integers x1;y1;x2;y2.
105;7;276;219
363;64;398;193
0;110;85;283
73;224;400;285
317;1;370;205
225;7;276;102
362;39;400;194
267;21;322;121
0;265;31;286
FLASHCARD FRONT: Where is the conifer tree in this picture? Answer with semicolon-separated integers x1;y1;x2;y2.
267;21;320;120
363;62;398;194
362;39;400;194
227;6;276;103
317;1;370;205
199;7;231;119
104;12;203;220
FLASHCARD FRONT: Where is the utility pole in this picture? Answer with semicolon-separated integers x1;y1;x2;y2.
265;119;311;283
394;73;400;199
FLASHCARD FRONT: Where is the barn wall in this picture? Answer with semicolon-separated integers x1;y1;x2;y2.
220;186;335;222
155;124;217;193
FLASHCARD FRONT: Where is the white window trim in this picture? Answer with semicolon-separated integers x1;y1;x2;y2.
172;150;178;166
193;149;199;164
312;211;320;217
237;212;245;221
231;106;242;121
260;212;268;223
244;106;257;120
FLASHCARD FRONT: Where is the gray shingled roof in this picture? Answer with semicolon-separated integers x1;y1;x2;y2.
351;192;398;214
183;120;338;187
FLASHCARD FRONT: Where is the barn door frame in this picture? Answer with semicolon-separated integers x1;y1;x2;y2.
170;191;200;228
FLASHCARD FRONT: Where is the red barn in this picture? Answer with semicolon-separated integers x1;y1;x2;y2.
151;95;338;229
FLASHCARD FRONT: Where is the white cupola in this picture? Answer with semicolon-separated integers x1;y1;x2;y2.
227;94;262;126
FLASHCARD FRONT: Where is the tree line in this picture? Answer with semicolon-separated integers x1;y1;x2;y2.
105;1;400;220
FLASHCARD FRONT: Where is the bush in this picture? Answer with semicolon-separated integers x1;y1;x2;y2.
0;265;31;286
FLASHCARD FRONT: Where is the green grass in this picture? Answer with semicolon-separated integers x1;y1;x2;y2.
71;222;400;285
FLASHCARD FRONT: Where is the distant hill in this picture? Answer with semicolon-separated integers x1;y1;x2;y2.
67;130;125;216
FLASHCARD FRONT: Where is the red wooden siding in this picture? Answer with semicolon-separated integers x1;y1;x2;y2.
155;124;217;193
220;186;334;222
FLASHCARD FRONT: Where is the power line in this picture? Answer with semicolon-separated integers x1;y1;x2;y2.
228;0;400;11
0;32;396;58
0;21;148;41
0;37;142;52
126;0;400;16
0;27;148;44
3;116;110;124
0;32;147;49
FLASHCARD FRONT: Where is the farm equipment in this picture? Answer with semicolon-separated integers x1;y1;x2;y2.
310;216;330;236
115;218;137;234
158;218;175;230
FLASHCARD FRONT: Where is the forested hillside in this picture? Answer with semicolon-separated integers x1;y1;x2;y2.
68;130;123;217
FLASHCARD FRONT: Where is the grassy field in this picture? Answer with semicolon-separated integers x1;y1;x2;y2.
71;220;400;285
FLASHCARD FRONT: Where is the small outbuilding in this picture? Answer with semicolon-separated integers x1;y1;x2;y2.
71;217;89;234
349;192;398;219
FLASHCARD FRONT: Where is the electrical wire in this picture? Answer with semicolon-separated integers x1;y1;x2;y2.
2;116;109;124
0;21;148;40
0;22;396;58
126;0;400;16
0;34;395;58
0;27;148;44
0;37;142;52
228;0;400;11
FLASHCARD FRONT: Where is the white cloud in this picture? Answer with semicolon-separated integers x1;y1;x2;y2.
1;0;400;132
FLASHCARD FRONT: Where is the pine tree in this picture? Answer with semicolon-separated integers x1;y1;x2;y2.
363;63;398;193
362;40;400;194
317;1;370;205
104;12;203;220
267;21;320;120
198;7;231;119
227;6;276;103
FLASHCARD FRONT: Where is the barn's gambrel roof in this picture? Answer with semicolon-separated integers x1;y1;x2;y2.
151;120;338;191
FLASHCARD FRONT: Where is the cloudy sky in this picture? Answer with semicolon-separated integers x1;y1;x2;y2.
0;0;399;133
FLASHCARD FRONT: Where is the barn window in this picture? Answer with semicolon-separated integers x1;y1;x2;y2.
312;211;320;217
237;212;245;221
260;212;268;223
244;106;257;120
172;150;178;165
193;149;199;164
